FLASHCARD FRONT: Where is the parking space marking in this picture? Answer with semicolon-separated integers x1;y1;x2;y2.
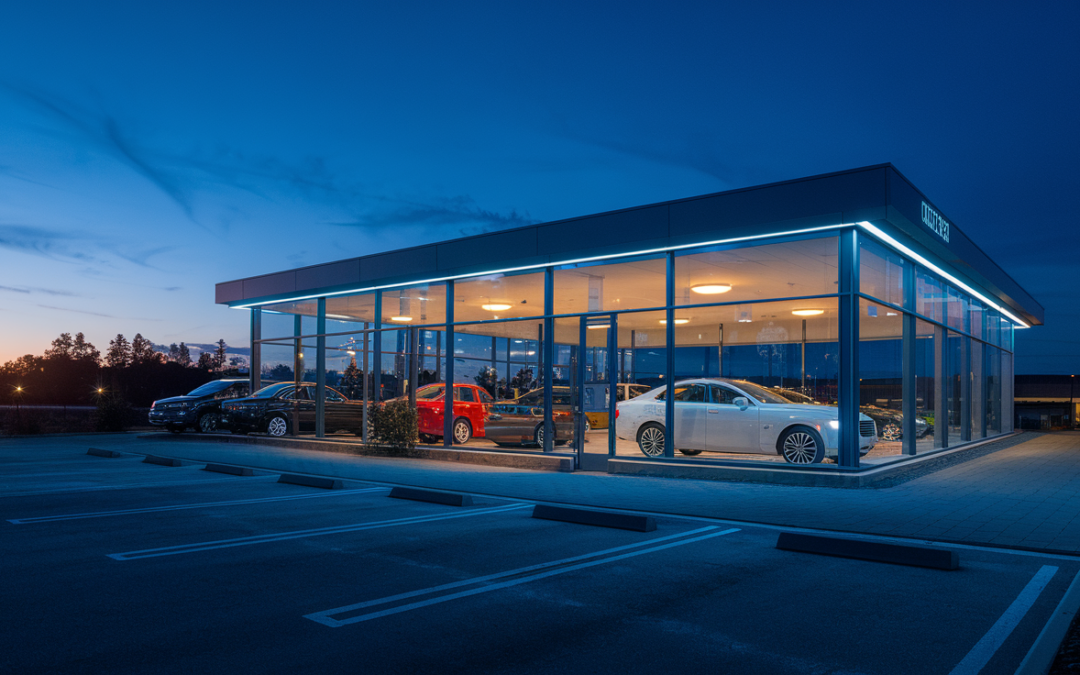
8;488;389;524
306;526;740;627
0;475;278;498
107;503;532;560
949;565;1058;675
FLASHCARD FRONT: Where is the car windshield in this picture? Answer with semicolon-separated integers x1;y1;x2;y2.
186;380;236;397
728;380;794;405
250;384;291;399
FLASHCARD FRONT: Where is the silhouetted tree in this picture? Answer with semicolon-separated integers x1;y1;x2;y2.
214;339;227;371
72;333;99;363
45;333;75;359
105;335;131;368
196;352;215;371
130;334;162;365
339;360;362;399
177;342;192;367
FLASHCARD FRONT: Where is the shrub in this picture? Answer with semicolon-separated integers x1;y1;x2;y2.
95;395;133;432
368;400;418;453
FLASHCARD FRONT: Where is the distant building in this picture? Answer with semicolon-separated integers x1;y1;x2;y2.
1015;375;1078;429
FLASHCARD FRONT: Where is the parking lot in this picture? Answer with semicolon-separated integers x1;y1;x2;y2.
2;440;1078;674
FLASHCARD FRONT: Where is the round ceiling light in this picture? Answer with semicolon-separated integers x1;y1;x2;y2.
791;309;825;316
390;316;413;322
691;283;732;295
481;303;512;311
660;319;690;325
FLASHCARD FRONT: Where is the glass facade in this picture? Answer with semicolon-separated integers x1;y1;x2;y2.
242;226;1019;470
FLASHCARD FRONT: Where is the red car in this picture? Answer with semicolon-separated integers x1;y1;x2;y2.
411;383;494;444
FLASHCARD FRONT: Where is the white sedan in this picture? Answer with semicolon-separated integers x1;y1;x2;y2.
615;378;877;464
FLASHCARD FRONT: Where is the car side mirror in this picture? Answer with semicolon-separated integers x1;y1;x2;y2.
733;397;750;410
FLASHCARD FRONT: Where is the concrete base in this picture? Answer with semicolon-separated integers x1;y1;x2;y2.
138;433;574;473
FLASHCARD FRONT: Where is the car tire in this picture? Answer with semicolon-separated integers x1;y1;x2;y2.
419;433;437;444
266;415;289;437
452;418;472;444
678;449;703;456
637;423;665;457
584;418;591;433
533;424;547;448
196;413;218;433
779;426;825;464
881;422;902;441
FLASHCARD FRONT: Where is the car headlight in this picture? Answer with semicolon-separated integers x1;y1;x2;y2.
828;421;840;430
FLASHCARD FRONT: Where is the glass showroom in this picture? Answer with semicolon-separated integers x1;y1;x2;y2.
240;226;1017;470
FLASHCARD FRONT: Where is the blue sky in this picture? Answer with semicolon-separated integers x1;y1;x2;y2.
1;1;1077;372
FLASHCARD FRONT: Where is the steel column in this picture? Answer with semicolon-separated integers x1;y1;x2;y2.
664;251;675;459
444;282;455;446
837;228;860;467
543;268;554;452
315;297;326;438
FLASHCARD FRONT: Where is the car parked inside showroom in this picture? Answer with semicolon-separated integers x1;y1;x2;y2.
766;387;929;442
219;382;364;436
402;383;493;444
149;378;250;433
616;378;877;464
485;386;577;447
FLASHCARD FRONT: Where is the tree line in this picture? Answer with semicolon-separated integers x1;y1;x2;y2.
0;332;239;407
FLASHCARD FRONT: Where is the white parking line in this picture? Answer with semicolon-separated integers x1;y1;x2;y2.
8;488;389;524
0;475;277;498
306;526;740;627
108;503;531;560
949;564;1058;675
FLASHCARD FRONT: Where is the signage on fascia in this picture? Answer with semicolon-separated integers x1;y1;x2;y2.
921;202;950;243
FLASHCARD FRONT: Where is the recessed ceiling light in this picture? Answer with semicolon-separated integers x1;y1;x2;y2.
691;283;732;295
792;309;824;316
587;324;609;329
390;316;413;322
660;319;690;325
481;303;512;311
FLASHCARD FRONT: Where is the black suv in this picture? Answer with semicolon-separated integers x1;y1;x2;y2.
149;379;250;433
219;382;365;437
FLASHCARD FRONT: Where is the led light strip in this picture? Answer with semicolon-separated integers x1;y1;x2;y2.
856;222;1028;328
231;220;1030;328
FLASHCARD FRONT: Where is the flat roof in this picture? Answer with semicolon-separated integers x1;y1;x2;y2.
216;164;1043;326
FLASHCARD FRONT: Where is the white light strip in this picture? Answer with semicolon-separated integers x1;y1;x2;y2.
230;224;847;309
857;222;1029;328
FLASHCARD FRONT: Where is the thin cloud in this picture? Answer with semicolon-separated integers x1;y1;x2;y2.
37;304;162;321
0;285;81;297
0;223;105;265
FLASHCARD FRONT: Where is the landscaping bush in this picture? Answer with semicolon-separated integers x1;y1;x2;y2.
367;399;418;453
95;395;134;432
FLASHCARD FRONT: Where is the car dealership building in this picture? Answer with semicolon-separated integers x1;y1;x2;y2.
215;165;1041;473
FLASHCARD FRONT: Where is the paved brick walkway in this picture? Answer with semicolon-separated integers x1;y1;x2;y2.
7;430;1080;553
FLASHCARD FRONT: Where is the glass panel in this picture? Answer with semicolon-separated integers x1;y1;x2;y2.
380;283;446;326
860;238;906;308
860;300;904;462
451;319;550;451
970;339;985;440
985;309;1000;348
947;332;965;447
947;286;967;333
553;256;666;314
987;345;1001;436
260;299;319;338
969;299;985;341
915;319;940;453
915;270;946;324
454;272;545;322
325;293;377;326
1002;353;1014;433
674;237;838;306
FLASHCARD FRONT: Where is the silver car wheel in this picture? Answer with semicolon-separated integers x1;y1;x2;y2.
266;416;288;437
452;419;472;444
782;430;820;464
638;425;665;457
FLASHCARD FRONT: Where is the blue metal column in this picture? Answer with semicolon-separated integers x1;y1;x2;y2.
576;317;587;468
664;251;675;459
315;297;326;438
837;228;860;467
608;313;618;457
444;282;455;446
250;309;262;392
901;264;915;454
961;337;971;442
543;268;554;452
292;314;302;437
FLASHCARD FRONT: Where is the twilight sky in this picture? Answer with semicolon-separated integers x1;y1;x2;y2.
0;1;1077;373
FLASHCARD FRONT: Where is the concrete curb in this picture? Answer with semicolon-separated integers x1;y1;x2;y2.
776;532;958;570
142;455;184;467
203;463;255;476
532;505;656;532
1016;570;1080;675
87;447;124;458
278;473;344;489
389;487;474;507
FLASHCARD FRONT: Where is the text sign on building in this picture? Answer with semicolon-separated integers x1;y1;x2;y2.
921;201;950;243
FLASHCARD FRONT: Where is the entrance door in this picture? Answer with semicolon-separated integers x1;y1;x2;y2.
574;315;616;471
